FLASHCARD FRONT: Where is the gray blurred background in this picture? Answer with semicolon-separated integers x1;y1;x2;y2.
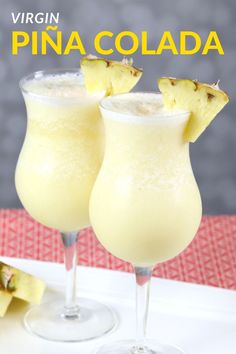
0;0;235;214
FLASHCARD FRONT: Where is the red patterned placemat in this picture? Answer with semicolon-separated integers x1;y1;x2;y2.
0;209;236;290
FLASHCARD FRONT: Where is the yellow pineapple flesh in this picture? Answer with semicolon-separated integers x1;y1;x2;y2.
0;262;46;317
81;55;143;95
158;77;229;142
0;291;12;317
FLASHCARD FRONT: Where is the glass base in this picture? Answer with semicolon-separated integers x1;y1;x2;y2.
95;339;184;354
24;298;117;342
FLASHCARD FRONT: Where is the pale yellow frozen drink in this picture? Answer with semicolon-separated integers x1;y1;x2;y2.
16;71;104;232
90;93;202;266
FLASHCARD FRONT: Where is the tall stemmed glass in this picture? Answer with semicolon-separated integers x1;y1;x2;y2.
15;69;115;342
90;93;202;353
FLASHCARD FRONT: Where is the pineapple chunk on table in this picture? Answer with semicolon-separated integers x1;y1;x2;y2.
0;262;46;317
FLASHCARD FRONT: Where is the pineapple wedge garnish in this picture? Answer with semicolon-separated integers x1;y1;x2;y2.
0;262;46;317
81;55;143;95
158;77;229;142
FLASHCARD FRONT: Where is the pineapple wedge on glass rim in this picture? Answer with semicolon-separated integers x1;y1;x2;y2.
158;77;229;142
81;55;143;95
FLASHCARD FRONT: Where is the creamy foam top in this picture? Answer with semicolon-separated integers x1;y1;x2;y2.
101;93;170;116
100;93;189;124
22;73;103;100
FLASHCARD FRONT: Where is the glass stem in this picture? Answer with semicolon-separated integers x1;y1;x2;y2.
133;266;153;353
61;231;80;319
